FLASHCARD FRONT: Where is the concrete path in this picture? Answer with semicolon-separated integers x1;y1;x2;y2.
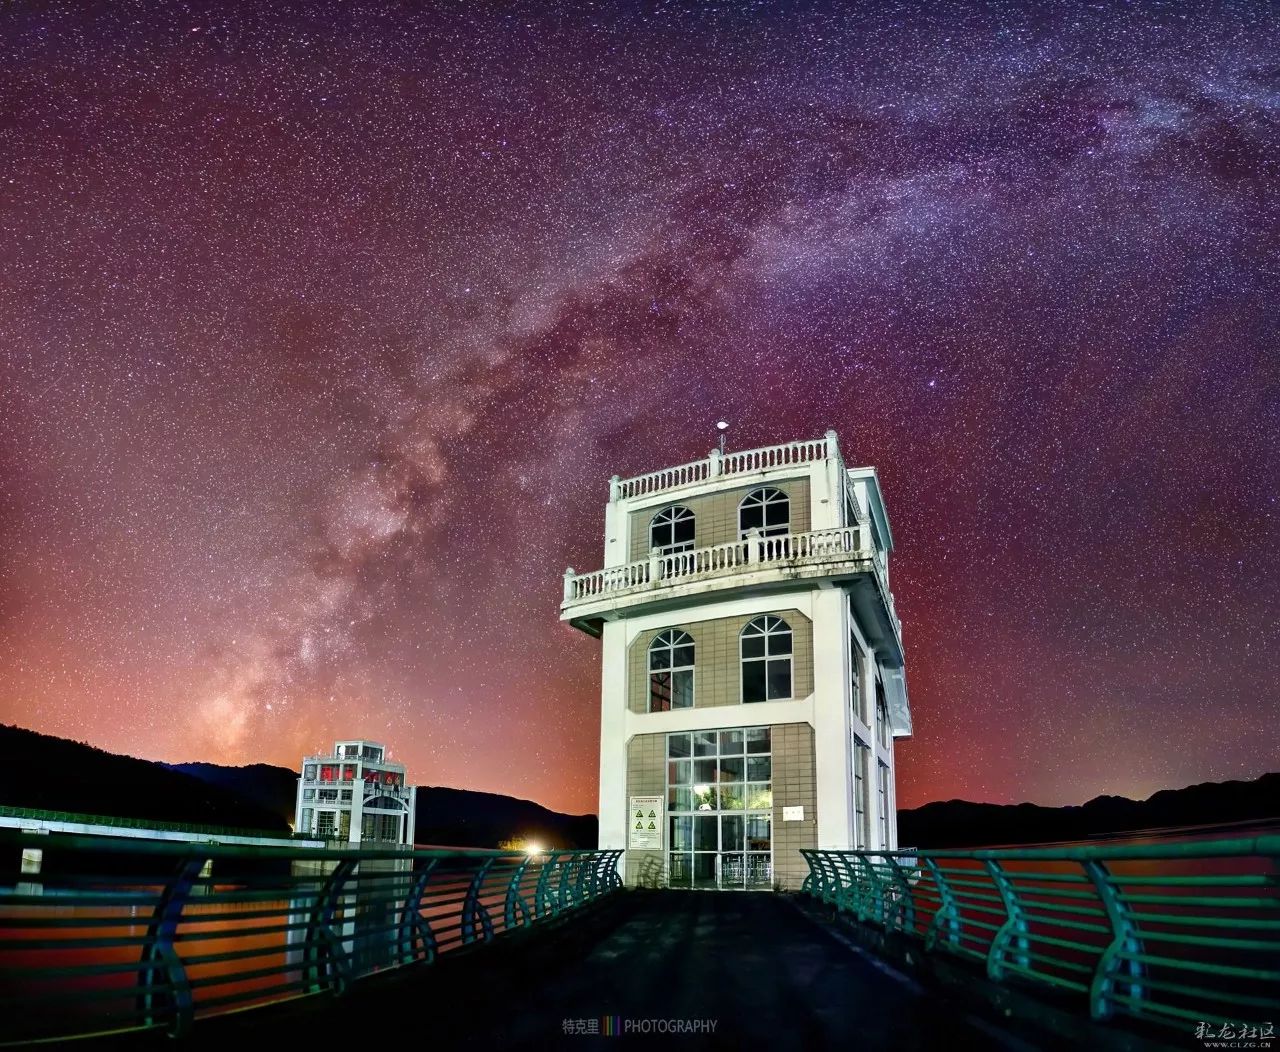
113;891;1003;1051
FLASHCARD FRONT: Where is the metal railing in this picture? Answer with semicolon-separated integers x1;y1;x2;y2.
0;804;286;840
801;838;1280;1036
0;830;622;1044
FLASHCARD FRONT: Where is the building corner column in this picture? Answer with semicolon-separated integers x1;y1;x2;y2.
598;620;629;877
811;587;854;849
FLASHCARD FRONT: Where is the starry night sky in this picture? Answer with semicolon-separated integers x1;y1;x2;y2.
2;1;1276;816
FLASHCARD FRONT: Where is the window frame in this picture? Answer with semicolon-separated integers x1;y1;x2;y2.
666;727;772;889
738;487;791;539
648;628;695;712
649;505;696;554
853;737;871;850
877;760;890;849
875;679;890;749
740;614;794;704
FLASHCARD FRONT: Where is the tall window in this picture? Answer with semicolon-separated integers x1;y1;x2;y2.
650;505;695;553
875;681;890;749
850;635;866;726
667;728;772;889
741;615;793;703
738;487;790;538
854;738;870;849
649;629;694;711
878;761;890;849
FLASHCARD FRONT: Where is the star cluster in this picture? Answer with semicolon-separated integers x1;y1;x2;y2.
1;0;1276;813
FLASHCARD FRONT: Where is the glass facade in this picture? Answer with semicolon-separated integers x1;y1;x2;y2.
666;727;772;889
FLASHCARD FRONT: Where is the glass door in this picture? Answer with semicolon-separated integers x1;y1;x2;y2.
666;727;773;889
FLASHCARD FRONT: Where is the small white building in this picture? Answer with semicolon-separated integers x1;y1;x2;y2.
561;431;910;890
294;740;417;845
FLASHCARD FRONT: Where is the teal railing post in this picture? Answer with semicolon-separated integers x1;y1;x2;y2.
1083;859;1146;1020
303;857;357;995
460;858;496;944
800;849;815;894
833;854;860;915
504;857;533;929
535;852;562;918
984;859;1029;981
805;850;827;900
923;858;961;952
604;849;623;891
886;855;917;934
137;856;203;1037
863;854;893;926
556;853;575;913
396;859;439;964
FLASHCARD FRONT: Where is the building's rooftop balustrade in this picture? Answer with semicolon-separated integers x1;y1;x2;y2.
611;433;839;501
562;525;897;632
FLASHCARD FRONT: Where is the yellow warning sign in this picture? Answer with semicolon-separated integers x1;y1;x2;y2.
647;821;656;830
647;810;657;818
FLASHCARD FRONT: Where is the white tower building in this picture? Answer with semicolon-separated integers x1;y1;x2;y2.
294;740;418;846
561;431;909;889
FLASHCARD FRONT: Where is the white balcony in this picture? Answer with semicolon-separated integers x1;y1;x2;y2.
610;433;838;502
561;526;902;657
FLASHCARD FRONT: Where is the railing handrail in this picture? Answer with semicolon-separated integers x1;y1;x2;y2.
0;803;288;840
0;827;603;861
807;834;1280;862
0;830;624;1044
801;840;1280;1037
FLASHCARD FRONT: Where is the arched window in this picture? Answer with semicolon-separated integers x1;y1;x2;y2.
650;505;695;553
738;488;789;538
741;615;793;703
649;629;695;711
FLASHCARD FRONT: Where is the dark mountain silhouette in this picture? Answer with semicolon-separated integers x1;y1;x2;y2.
0;724;599;848
170;761;600;849
0;724;290;833
409;786;597;850
898;773;1280;848
168;761;298;824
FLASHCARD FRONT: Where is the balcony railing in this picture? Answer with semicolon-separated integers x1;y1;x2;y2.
611;433;837;501
562;526;883;607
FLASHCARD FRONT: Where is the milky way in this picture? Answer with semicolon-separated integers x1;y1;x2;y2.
1;1;1277;814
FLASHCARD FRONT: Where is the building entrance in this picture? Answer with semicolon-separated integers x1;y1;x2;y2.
665;728;773;889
